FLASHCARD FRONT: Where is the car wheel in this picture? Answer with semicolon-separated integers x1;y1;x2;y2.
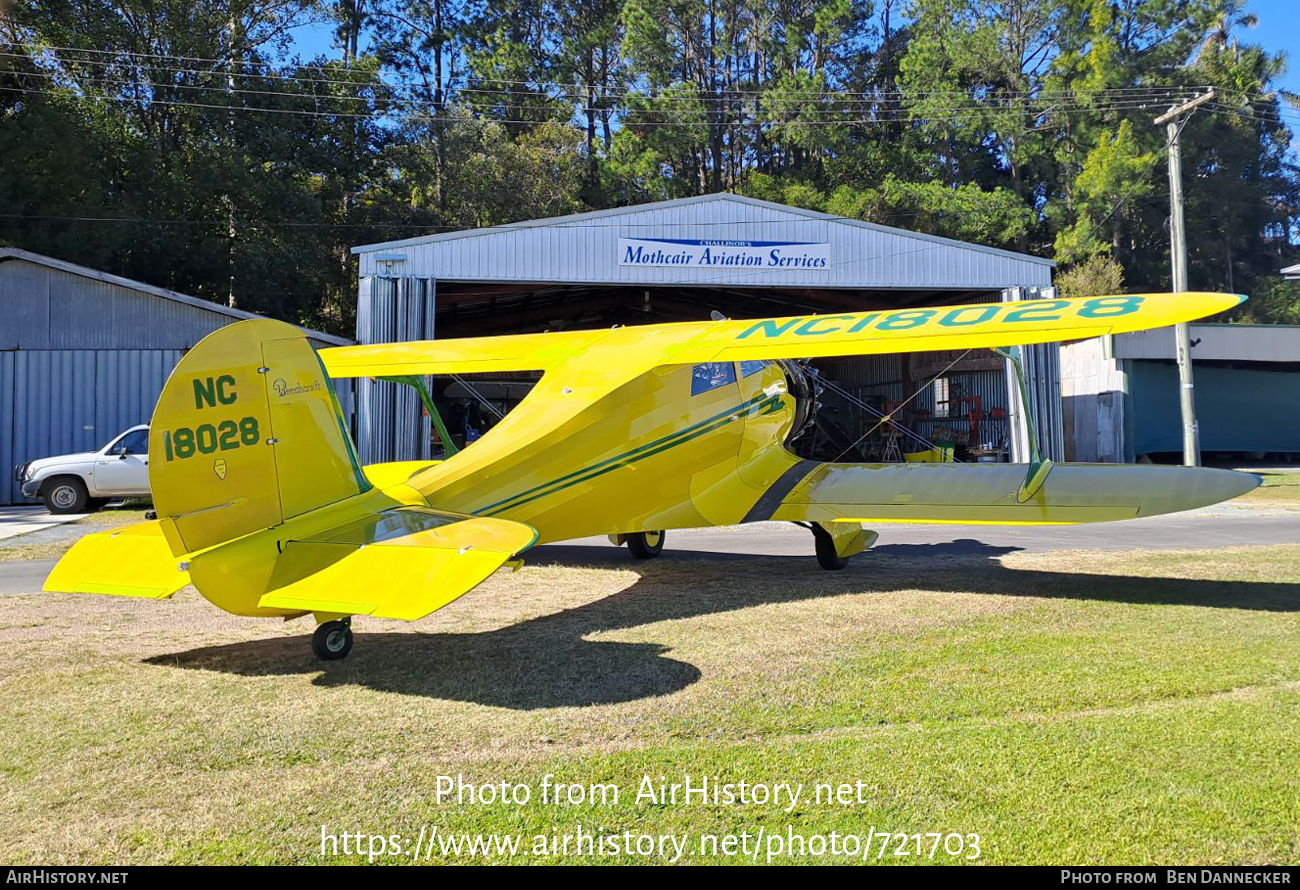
43;477;90;514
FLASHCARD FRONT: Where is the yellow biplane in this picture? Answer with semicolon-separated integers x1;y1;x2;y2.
45;291;1260;660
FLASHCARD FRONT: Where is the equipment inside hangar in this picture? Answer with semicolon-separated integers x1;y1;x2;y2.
349;194;1059;465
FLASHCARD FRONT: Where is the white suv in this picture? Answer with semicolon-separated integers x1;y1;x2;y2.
14;425;151;514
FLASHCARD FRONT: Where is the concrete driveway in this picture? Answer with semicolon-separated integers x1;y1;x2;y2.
2;502;1296;595
0;506;87;541
532;503;1300;565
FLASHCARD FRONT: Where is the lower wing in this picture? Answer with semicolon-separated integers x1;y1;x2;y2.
770;462;1261;526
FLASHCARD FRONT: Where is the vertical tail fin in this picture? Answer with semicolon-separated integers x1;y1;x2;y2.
50;317;539;624
148;318;368;555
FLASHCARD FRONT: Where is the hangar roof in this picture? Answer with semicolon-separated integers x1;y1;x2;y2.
352;193;1052;291
0;248;351;348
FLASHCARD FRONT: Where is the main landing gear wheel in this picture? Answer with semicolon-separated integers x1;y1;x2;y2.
811;525;850;571
312;619;354;661
627;530;665;559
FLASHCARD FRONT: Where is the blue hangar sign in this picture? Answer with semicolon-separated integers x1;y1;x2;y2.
618;237;830;271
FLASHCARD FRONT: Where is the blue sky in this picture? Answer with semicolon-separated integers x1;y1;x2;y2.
1247;0;1300;96
287;20;341;61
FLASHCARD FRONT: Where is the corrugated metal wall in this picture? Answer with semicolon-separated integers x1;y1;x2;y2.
829;355;906;406
2;256;356;505
355;276;435;463
1002;287;1065;462
1;261;229;350
0;352;13;503
355;195;1054;291
4;350;179;503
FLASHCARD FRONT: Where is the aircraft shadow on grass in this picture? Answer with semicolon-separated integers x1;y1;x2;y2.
146;539;1300;709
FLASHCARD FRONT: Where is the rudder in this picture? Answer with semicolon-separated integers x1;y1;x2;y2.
148;319;369;555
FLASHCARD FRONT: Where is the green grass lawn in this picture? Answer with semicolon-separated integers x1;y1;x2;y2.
1;544;1297;864
1238;469;1300;509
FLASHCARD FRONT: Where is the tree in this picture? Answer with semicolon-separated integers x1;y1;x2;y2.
1;0;1296;335
1052;119;1158;266
1056;253;1125;298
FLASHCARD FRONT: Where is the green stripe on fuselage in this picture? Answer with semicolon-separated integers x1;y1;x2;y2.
477;392;781;517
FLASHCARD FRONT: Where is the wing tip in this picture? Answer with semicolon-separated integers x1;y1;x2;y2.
1185;290;1246;312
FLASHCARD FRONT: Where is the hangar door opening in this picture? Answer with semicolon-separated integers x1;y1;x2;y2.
353;276;1061;466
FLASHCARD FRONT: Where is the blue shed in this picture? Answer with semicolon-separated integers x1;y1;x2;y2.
1060;323;1300;462
0;248;351;505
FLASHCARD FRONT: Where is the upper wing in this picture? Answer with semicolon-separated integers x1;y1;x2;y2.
319;292;1242;378
680;291;1243;365
320;328;612;377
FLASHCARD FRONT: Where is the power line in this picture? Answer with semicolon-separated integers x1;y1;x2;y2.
0;203;1047;230
1;42;1243;103
6;58;1291;128
0;53;1224;112
0;83;1229;127
8;41;1295;138
11;44;1292;127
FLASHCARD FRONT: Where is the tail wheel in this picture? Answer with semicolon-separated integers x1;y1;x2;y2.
812;525;850;571
627;530;665;559
312;619;354;661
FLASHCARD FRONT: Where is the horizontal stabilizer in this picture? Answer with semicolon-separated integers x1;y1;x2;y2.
43;521;190;599
362;459;443;490
254;507;537;620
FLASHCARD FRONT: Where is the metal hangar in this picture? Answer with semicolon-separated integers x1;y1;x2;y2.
349;194;1057;464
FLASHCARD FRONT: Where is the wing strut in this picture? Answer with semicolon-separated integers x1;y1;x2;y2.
380;375;460;457
996;346;1053;502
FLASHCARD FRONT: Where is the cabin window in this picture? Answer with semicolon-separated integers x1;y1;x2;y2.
109;429;149;454
739;360;769;378
691;362;737;395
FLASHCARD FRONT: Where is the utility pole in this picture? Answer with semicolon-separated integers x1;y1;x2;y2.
1154;88;1215;468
